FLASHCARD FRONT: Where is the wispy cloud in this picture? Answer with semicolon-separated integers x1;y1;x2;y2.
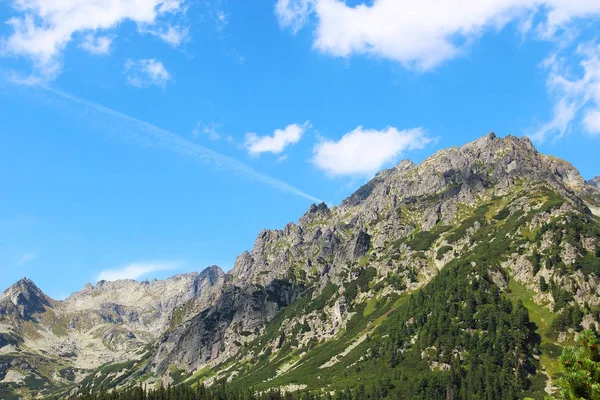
531;43;600;142
193;121;221;140
215;11;229;32
140;25;190;47
40;86;321;203
17;252;36;266
79;34;114;55
124;58;172;88
96;261;180;282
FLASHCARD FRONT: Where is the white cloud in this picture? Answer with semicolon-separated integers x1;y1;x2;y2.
584;109;600;133
0;0;186;79
140;25;189;47
276;0;600;70
193;121;221;140
96;261;181;282
17;252;36;265
124;58;171;88
276;0;313;33
312;126;429;177
245;122;309;155
215;11;229;32
532;43;600;141
79;34;113;55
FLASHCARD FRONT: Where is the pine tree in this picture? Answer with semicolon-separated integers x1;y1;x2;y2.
547;329;600;400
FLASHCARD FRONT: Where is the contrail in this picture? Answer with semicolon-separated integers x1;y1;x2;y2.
43;87;322;203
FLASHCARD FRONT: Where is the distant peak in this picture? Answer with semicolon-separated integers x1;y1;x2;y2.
5;277;42;294
589;176;600;190
201;265;224;279
1;277;51;319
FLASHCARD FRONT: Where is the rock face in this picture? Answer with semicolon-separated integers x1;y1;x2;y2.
589;176;600;190
0;267;224;380
64;266;225;335
150;279;302;374
1;133;599;398
0;278;52;320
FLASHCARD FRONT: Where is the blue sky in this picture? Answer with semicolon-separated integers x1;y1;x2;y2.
1;0;600;299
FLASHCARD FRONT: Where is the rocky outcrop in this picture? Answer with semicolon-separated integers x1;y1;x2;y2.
150;279;302;374
0;278;52;320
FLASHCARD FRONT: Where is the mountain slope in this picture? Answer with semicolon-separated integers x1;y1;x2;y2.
0;268;224;399
143;133;600;397
1;133;600;399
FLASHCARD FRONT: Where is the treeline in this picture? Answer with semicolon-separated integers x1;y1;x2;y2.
68;384;306;400
67;382;429;400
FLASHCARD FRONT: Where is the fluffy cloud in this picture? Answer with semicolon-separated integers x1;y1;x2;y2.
245;122;309;155
79;34;113;55
276;0;600;69
124;58;171;88
96;261;180;282
312;126;429;177
0;0;186;79
532;43;600;141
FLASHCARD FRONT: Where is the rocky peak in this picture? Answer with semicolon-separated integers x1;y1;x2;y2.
0;277;51;320
299;202;330;225
340;133;587;212
200;265;225;286
589;176;600;190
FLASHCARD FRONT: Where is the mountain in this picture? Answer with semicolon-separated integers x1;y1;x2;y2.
590;176;600;190
1;133;599;399
0;278;52;321
0;268;224;399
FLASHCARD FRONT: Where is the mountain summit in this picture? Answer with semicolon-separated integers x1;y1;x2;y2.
1;133;599;399
0;277;51;320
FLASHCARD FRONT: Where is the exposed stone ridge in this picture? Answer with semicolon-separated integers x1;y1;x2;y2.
0;278;52;320
230;133;589;287
65;266;224;312
0;266;225;374
589;176;600;190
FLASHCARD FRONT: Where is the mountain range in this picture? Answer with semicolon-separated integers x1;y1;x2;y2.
2;133;600;399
